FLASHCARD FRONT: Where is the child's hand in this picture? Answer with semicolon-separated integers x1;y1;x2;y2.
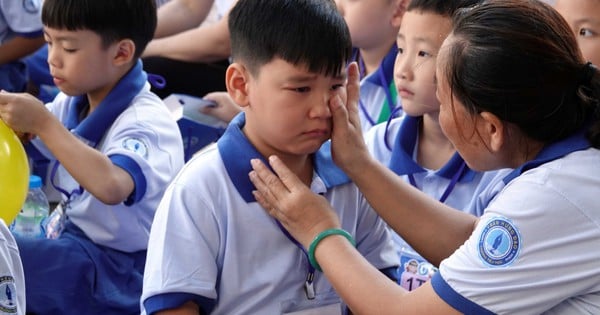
0;90;50;136
200;92;242;123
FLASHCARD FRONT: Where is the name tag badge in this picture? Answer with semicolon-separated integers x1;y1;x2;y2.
398;247;437;291
44;200;68;239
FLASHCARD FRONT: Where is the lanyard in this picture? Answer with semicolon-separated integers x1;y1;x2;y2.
275;220;316;300
50;161;84;204
407;161;466;203
355;55;399;127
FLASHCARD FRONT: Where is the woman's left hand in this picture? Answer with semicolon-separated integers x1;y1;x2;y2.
249;156;340;248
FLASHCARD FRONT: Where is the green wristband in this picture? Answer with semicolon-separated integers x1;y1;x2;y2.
308;228;356;272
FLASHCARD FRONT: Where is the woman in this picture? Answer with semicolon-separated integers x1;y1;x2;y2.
249;0;600;314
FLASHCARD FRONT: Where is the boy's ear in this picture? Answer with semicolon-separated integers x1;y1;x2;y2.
113;39;135;65
391;0;409;27
479;111;504;153
225;63;250;107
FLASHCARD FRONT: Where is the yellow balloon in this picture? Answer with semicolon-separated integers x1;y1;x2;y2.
0;120;29;225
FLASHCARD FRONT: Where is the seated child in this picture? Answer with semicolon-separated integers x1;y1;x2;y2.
0;0;184;313
555;0;600;66
141;0;399;314
0;219;24;313
0;1;45;92
364;0;510;291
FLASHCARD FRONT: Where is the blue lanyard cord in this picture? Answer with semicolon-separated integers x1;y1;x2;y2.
50;161;84;203
383;105;406;151
407;161;466;203
275;220;316;300
357;57;399;128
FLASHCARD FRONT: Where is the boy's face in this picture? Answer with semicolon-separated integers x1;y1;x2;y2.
555;0;600;66
335;0;406;49
44;27;121;101
237;58;347;159
394;11;452;117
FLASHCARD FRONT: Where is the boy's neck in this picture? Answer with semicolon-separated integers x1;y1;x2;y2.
276;154;314;187
358;41;395;77
416;114;455;170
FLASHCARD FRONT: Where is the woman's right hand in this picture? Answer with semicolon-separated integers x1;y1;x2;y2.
329;62;373;176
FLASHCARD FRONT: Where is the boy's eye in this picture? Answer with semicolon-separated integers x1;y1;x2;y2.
397;47;404;54
294;87;310;93
418;50;432;57
579;28;595;37
331;84;343;91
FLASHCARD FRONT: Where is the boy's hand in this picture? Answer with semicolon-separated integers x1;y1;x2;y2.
0;90;51;136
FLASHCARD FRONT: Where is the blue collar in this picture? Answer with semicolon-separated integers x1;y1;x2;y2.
388;115;476;182
65;60;147;146
217;113;350;202
503;129;591;184
364;45;397;87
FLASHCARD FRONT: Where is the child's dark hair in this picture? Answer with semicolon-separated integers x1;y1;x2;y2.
41;0;156;59
228;0;352;77
407;0;482;16
442;0;600;148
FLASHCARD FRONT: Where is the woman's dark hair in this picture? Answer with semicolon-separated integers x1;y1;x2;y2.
442;0;600;148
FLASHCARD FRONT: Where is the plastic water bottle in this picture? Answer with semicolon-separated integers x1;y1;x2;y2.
10;175;49;238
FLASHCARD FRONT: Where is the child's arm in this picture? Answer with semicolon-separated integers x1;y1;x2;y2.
0;91;134;205
0;35;45;65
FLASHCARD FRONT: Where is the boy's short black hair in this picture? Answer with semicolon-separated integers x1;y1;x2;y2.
407;0;482;16
41;0;156;59
228;0;352;77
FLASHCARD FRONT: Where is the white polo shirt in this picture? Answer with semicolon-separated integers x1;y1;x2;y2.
433;132;600;314
142;113;399;315
0;219;25;315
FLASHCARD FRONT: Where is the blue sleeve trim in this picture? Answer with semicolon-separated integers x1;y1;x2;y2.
109;154;146;205
430;272;495;315
16;30;43;38
380;266;400;283
144;292;216;314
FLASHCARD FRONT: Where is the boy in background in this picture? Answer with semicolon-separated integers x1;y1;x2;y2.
555;0;600;66
0;1;45;92
363;0;509;292
142;0;398;314
0;0;184;313
337;0;408;132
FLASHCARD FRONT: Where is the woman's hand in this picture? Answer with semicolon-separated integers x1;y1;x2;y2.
249;156;340;248
328;62;373;176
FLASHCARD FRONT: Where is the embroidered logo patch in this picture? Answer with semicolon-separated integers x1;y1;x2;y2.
122;138;148;159
0;276;18;313
478;216;521;267
23;0;41;13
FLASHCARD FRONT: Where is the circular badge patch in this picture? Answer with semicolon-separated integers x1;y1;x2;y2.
478;216;521;267
0;276;18;313
122;138;148;159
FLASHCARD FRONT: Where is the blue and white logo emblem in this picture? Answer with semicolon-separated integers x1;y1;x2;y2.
478;216;521;267
23;0;42;13
122;138;148;159
0;276;17;313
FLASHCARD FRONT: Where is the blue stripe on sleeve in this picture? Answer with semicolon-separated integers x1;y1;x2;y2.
430;272;495;315
144;293;216;315
109;154;146;205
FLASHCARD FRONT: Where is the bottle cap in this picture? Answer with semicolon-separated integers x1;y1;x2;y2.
29;175;43;189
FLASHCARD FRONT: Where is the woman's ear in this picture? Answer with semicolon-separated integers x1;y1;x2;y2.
225;63;250;108
479;111;505;153
113;39;135;65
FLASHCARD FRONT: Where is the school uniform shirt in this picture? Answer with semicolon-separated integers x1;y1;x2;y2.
432;131;600;314
357;45;402;133
365;115;510;291
142;113;399;315
28;60;185;252
0;220;25;315
0;0;43;92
